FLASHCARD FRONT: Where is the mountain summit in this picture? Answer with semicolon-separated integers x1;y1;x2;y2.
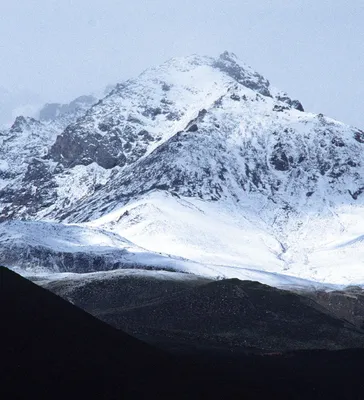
1;52;364;285
49;51;302;170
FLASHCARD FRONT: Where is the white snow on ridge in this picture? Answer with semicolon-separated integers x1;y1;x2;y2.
0;220;132;253
87;191;364;286
29;266;340;293
87;190;282;271
0;218;343;291
0;220;200;274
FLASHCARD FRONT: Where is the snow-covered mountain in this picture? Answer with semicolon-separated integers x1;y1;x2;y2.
0;93;102;205
2;51;364;286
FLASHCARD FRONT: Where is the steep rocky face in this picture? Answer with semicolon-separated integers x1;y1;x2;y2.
0;94;99;180
97;98;359;205
213;51;272;97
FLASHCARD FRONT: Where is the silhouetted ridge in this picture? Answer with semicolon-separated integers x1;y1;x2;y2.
0;266;176;398
2;267;364;399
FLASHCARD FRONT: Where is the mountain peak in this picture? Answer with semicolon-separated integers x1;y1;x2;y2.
219;50;238;61
10;115;41;133
44;51;306;172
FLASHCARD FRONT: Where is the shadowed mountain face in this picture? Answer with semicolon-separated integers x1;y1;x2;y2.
3;267;364;400
0;267;179;399
40;273;364;354
303;287;364;329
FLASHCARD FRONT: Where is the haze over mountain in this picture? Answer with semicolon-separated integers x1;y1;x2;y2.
1;51;364;288
2;1;364;129
0;86;43;127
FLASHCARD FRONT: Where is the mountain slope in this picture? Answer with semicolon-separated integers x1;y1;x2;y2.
0;266;182;399
40;273;364;354
4;266;364;400
2;219;331;290
0;220;210;274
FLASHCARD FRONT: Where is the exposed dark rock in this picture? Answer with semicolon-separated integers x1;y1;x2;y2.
291;100;304;112
24;159;52;182
273;104;289;112
1;52;363;227
354;130;364;143
331;137;345;147
276;95;304;112
161;82;171;91
271;144;290;171
50;126;126;169
187;124;198;132
214;51;271;97
0;245;131;273
349;187;364;200
142;107;162;119
328;164;347;179
319;161;331;176
8;116;43;136
347;159;358;167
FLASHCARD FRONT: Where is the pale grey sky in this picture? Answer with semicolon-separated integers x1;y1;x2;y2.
1;0;364;127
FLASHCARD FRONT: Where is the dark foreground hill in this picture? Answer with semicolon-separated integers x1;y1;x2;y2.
0;267;180;399
3;267;364;399
41;272;364;354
